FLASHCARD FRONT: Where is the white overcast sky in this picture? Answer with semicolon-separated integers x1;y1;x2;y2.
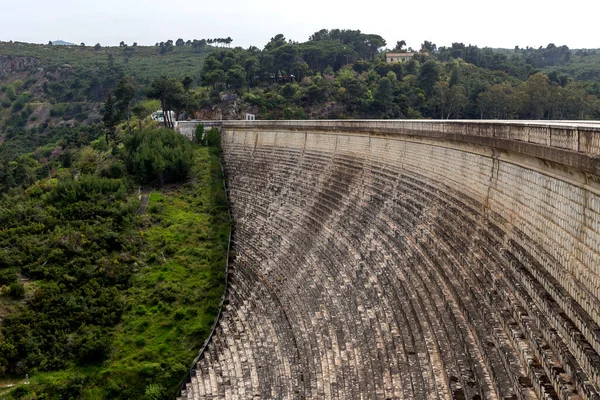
1;0;599;49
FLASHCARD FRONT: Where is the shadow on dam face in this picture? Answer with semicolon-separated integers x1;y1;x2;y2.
178;121;600;400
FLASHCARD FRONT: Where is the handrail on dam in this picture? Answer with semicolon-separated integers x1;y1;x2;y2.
222;119;600;174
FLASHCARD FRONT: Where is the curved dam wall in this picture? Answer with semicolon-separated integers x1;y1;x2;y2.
179;120;600;400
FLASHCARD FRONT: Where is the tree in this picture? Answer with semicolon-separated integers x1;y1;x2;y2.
226;66;247;92
375;77;393;100
160;41;174;54
519;72;552;119
7;282;25;300
336;66;366;103
119;41;126;47
132;103;150;130
200;56;226;89
393;40;407;52
146;77;185;129
176;38;185;47
102;95;120;144
421;41;437;53
449;64;461;87
181;76;194;92
4;85;16;101
274;44;299;77
374;76;394;112
418;60;440;96
194;123;205;144
478;83;519;119
244;56;260;88
192;39;207;52
264;34;287;52
94;43;101;51
434;81;467;119
364;34;386;60
80;42;85;47
124;128;195;185
114;77;136;134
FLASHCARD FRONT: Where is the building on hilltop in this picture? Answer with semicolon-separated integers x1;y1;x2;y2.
385;52;426;63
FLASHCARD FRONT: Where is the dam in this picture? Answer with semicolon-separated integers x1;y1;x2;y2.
178;120;600;400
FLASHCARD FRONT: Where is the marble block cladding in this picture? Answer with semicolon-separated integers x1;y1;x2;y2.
178;120;600;400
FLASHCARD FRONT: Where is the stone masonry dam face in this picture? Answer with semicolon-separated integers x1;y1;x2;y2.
179;120;600;400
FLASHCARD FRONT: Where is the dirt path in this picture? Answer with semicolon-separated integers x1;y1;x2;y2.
0;379;26;396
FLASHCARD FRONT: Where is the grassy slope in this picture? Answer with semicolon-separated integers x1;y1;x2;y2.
101;146;230;397
5;146;230;399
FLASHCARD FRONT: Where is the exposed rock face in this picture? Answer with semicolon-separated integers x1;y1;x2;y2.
0;55;38;77
179;120;600;400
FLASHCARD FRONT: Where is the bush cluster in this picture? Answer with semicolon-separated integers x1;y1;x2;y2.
124;128;195;186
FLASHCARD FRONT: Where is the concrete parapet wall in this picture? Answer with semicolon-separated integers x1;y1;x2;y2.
175;120;222;140
223;120;600;175
179;120;600;400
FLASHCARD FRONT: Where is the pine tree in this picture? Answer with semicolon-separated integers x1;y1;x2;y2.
115;77;136;134
102;95;120;144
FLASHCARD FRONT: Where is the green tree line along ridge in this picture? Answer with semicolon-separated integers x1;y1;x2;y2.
2;30;600;139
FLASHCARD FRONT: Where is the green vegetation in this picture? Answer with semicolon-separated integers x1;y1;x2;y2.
2;26;600;399
0;174;137;375
0;40;213;135
0;40;213;83
0;124;230;398
124;128;195;185
2;31;600;138
191;32;600;119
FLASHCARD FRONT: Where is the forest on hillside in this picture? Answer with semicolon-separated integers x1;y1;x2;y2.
2;29;600;137
191;33;600;120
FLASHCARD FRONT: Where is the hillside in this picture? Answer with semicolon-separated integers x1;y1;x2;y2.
0;41;213;80
0;125;230;399
0;41;213;133
186;36;600;121
3;36;600;138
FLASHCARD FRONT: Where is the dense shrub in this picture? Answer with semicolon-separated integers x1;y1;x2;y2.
0;172;139;376
7;282;25;299
205;127;221;148
124;127;195;185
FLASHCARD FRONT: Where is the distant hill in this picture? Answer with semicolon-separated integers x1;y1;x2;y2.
50;40;75;46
